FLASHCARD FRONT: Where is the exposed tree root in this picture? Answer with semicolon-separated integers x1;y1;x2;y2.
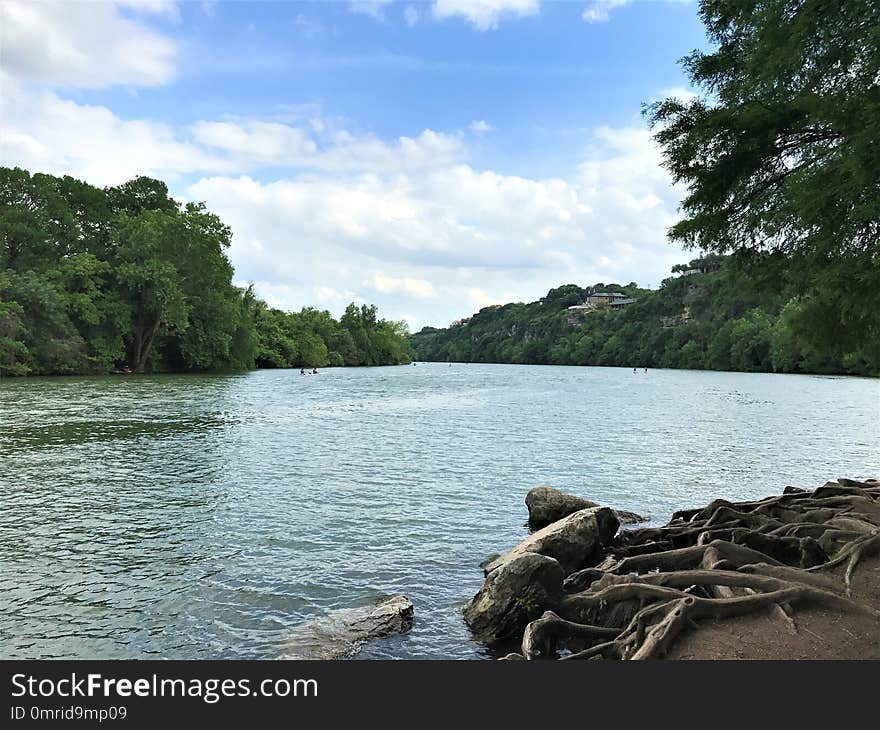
521;611;619;659
809;530;880;596
506;478;880;661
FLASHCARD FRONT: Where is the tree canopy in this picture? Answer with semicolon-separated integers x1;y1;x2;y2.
408;255;877;376
648;0;879;357
0;167;411;376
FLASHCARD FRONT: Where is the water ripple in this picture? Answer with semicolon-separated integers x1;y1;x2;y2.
1;365;878;659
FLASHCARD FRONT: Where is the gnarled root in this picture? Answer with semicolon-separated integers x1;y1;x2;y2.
490;478;880;661
809;530;880;595
521;611;619;660
544;572;879;660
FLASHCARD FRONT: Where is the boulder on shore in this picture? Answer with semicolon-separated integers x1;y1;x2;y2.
525;486;646;527
526;486;599;527
279;595;414;659
614;509;648;525
463;553;563;645
484;506;619;575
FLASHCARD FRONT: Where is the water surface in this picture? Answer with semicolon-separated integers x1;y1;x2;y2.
1;364;877;659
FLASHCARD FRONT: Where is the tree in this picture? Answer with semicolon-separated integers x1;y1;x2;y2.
0;269;90;374
0;299;30;375
0;168;76;270
113;200;240;372
113;210;190;372
649;0;879;356
0;167;450;376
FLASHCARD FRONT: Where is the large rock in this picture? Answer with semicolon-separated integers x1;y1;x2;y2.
279;595;413;659
526;486;646;527
463;553;563;645
484;507;619;575
526;486;599;528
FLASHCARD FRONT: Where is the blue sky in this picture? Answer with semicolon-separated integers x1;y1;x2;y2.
1;0;709;329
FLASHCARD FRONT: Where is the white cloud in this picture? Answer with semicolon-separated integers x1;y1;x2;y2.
348;0;393;20
1;71;687;327
117;0;179;16
0;76;230;186
582;0;693;24
185;122;685;326
467;287;501;309
0;0;177;88
432;0;540;31
0;79;467;185
191;122;468;173
310;129;467;172
192;121;318;163
657;86;700;103
403;5;420;27
470;120;494;134
582;0;629;23
369;274;438;298
294;13;325;38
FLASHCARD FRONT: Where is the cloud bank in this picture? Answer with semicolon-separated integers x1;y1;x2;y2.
0;0;689;330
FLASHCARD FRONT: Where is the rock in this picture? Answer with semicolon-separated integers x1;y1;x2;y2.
484;507;619;575
479;552;502;571
525;486;645;528
463;553;563;645
279;595;414;659
526;486;598;528
614;509;648;525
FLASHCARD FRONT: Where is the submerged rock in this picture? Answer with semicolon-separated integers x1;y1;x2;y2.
525;486;646;527
464;553;563;645
484;507;619;575
279;595;414;659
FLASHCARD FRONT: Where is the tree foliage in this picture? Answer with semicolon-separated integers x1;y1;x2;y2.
408;255;877;376
0;167;411;375
648;0;879;357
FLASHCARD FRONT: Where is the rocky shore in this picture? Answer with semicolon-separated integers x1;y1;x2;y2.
463;480;880;659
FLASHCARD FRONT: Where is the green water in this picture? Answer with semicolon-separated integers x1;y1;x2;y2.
1;364;877;658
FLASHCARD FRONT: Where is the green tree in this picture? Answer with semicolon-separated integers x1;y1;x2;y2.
649;0;879;357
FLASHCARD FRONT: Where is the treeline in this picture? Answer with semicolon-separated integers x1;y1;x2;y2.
0;167;411;376
408;254;878;376
253;302;411;369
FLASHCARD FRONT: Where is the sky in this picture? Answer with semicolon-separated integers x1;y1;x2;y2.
0;0;710;330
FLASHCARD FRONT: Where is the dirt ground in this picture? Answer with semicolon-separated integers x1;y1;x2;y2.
667;555;880;659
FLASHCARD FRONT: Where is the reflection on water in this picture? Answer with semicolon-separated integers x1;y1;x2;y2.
3;416;228;449
0;366;878;659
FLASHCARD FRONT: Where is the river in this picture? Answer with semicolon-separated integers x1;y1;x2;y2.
1;364;877;659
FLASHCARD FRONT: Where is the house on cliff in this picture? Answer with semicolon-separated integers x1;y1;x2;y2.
567;291;637;314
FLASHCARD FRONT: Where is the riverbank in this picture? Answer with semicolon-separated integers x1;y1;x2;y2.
464;478;880;660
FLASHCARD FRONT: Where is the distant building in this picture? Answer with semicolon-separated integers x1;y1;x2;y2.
586;291;629;305
609;297;637;309
567;291;637;314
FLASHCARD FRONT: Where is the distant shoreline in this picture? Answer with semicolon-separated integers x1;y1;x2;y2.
3;361;878;380
409;360;879;379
